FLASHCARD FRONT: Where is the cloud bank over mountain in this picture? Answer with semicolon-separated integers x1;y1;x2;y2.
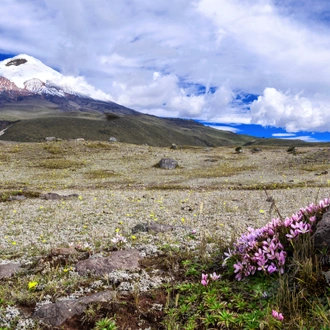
0;0;330;133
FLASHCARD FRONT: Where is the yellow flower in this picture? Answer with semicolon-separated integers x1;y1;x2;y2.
259;210;265;214
115;228;120;233
12;241;17;245
181;217;185;223
78;196;83;200
28;281;38;290
131;235;137;240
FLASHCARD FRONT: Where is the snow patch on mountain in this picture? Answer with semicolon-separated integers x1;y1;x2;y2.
0;54;113;101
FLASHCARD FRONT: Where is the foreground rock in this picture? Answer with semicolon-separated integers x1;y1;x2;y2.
75;249;142;276
314;209;330;251
0;263;22;279
33;290;115;327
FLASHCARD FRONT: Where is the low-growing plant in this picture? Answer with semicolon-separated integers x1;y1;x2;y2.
94;316;118;330
36;158;85;169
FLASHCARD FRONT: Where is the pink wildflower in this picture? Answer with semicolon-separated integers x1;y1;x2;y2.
272;310;284;321
201;273;209;286
210;272;220;281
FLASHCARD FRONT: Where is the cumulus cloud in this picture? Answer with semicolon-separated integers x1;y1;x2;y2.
1;0;330;132
250;88;329;132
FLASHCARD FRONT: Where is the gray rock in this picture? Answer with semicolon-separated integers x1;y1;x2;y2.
132;222;174;234
0;263;22;279
251;147;262;153
33;290;115;327
131;222;190;234
157;158;178;169
170;143;177;150
40;192;79;200
45;137;56;142
109;137;117;142
75;249;142;276
313;210;330;251
8;195;26;201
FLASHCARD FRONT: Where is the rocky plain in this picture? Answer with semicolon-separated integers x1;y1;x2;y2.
0;139;330;329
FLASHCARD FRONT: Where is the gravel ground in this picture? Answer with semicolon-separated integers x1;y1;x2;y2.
0;141;330;259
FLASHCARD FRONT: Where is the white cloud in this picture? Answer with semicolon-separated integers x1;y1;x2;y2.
1;0;330;132
281;136;319;142
205;125;240;133
272;133;296;137
250;88;329;132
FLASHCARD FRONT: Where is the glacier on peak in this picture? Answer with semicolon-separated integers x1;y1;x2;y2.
0;54;112;101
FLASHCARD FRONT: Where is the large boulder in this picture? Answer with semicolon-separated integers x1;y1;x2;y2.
157;158;178;169
313;209;330;251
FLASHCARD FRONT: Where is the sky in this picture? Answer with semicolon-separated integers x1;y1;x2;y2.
1;0;330;141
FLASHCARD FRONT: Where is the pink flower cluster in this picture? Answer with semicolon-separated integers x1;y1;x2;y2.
201;272;221;286
224;198;330;281
272;310;284;321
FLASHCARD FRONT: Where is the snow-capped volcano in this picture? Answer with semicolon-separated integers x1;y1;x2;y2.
0;54;138;116
0;54;62;89
0;54;111;99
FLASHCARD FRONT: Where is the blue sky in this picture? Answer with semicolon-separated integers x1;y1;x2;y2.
1;0;330;141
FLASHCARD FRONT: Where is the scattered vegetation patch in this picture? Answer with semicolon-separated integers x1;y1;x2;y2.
0;190;40;202
146;184;190;190
36;158;85;169
86;170;119;179
43;144;66;155
301;164;329;172
86;141;116;150
192;163;257;178
0;153;9;162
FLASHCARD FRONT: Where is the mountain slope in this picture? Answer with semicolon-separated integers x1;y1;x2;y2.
0;54;312;147
0;115;256;146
